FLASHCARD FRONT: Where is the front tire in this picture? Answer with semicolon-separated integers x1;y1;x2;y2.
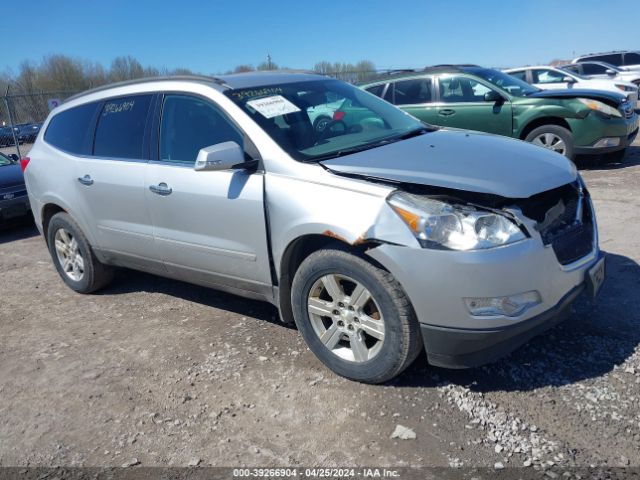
525;125;575;160
291;246;423;383
47;212;114;293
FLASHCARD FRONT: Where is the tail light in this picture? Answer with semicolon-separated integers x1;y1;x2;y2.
20;157;30;172
333;110;346;121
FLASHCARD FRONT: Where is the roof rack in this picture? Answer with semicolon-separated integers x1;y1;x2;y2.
64;75;228;103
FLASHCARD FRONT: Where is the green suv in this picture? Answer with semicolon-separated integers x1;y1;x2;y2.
361;65;638;160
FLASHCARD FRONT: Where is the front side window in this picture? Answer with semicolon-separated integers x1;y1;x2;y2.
438;76;494;103
93;95;153;159
582;63;606;75
0;153;12;166
159;95;243;164
44;102;101;154
392;78;433;105
532;69;567;84
225;79;425;162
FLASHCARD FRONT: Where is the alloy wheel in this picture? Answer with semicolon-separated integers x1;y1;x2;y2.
307;274;385;363
532;132;566;155
54;228;85;281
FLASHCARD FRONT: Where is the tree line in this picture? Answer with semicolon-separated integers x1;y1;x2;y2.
0;54;379;125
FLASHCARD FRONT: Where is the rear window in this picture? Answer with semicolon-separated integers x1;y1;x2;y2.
44;102;100;154
93;95;153;159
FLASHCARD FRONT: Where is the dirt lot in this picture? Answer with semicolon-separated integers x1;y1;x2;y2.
1;141;639;473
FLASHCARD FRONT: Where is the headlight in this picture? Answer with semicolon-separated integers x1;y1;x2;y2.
388;191;526;250
578;98;622;118
614;83;636;92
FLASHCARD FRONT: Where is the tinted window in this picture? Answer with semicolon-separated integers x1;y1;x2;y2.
581;63;606;75
44;102;100;154
93;95;152;159
439;76;495;103
507;70;528;82
532;69;566;84
392;78;433;105
588;54;623;66
365;84;385;98
623;52;640;65
561;65;581;74
160;95;243;164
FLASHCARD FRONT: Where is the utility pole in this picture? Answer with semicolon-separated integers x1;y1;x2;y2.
267;54;273;70
3;85;21;159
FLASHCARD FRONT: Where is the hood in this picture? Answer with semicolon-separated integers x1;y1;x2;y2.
0;163;26;189
321;130;577;199
527;88;626;105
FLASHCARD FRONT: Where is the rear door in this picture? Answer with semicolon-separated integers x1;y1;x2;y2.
145;93;272;293
388;77;440;125
434;74;512;136
73;94;159;268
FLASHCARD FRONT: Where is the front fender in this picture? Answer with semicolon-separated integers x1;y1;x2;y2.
266;172;418;278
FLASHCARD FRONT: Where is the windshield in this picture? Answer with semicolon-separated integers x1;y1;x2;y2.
225;79;427;162
0;153;12;166
466;67;539;97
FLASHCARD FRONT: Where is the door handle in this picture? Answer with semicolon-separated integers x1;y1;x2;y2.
149;182;173;196
77;175;94;186
438;109;456;116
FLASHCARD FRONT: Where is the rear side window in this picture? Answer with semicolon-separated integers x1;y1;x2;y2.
507;70;528;82
159;95;243;164
93;95;153;159
392;78;433;105
365;84;386;98
623;52;640;65
587;54;623;66
44;102;100;154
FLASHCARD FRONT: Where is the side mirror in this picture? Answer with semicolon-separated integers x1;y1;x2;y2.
194;141;246;172
605;69;616;76
8;153;19;161
563;76;577;84
484;91;504;103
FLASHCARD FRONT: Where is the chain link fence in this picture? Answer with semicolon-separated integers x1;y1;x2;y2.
1;86;78;159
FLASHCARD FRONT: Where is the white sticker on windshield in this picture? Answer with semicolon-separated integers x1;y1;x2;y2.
247;95;301;118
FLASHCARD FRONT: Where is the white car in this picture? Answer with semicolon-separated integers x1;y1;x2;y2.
560;62;640;88
504;66;638;103
572;51;640;73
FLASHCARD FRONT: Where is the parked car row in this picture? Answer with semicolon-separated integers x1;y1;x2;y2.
360;64;638;161
0;122;42;147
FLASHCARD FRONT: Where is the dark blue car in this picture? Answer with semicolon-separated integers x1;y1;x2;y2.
0;152;30;222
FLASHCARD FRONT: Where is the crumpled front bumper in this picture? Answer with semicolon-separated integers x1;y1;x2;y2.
367;235;601;368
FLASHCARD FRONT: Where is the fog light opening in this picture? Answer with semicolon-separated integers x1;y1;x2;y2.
593;137;621;148
464;291;542;317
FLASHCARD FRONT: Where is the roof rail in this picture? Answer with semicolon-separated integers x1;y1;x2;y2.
64;75;228;103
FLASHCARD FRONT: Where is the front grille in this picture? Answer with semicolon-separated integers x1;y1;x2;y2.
515;182;594;265
620;101;634;119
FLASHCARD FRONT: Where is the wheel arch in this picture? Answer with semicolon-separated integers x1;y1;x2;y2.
519;117;572;140
277;233;384;324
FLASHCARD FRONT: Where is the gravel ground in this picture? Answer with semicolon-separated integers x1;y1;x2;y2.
1;140;639;474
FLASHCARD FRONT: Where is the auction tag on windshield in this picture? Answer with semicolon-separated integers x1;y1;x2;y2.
247;95;300;118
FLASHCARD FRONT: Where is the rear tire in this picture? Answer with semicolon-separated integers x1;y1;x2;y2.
47;212;114;293
525;125;575;160
291;245;423;384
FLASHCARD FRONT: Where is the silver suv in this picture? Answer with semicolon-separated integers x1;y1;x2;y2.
23;73;605;383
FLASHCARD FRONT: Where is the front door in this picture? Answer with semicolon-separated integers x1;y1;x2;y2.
145;93;272;293
434;75;512;136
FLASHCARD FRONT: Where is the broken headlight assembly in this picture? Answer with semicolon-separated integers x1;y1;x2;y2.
388;191;526;251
